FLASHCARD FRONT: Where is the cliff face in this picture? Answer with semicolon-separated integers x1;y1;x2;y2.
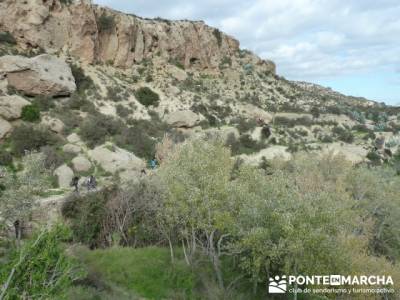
0;0;240;70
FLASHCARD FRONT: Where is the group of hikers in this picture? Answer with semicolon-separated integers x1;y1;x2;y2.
70;158;159;193
70;174;97;193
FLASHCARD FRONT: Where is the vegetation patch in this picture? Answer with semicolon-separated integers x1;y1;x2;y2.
134;87;160;107
21;104;41;122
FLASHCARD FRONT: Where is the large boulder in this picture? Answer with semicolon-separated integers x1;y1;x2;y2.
62;143;82;154
41;116;64;133
164;110;201;128
239;146;292;166
0;95;30;120
54;164;74;189
88;143;145;175
0;117;12;140
71;156;92;173
0;54;76;96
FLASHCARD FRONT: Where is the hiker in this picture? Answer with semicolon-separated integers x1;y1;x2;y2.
13;219;21;240
150;158;158;169
87;175;97;191
71;176;80;192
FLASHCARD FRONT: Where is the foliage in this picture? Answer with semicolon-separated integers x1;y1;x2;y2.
21;104;41;122
72;247;195;299
134;87;160;107
0;31;16;45
32;95;55;112
116;116;168;159
0;225;83;299
97;14;115;32
10;125;60;156
61;189;112;248
79;113;123;148
70;64;94;93
332;126;354;143
213;28;223;47
0;153;54;226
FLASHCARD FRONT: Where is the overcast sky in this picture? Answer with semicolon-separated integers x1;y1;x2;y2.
94;0;400;105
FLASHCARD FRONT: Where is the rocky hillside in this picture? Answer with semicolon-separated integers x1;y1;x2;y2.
0;0;400;193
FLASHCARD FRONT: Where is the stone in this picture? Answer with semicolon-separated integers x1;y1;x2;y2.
71;156;92;173
66;133;82;144
164;110;200;128
41;116;64;133
167;65;188;81
0;95;30;120
239;146;292;166
54;164;74;189
0;54;76;96
88;143;145;174
0;117;12;140
62;143;82;154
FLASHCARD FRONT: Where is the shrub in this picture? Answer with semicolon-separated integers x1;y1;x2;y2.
21;104;40;122
115;117;168;159
0;149;13;166
233;117;258;133
32;95;55;111
62;189;111;248
0;31;16;44
332;126;354;143
366;151;381;164
0;225;83;299
213;28;223;47
80;114;124;148
116;104;131;118
70;64;93;93
98;14;115;32
10;125;60;156
135;87;160;107
67;93;96;112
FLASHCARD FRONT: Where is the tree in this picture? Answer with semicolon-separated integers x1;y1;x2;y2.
159;139;236;289
0;152;53;235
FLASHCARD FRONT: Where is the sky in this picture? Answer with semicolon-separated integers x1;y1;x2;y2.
94;0;400;106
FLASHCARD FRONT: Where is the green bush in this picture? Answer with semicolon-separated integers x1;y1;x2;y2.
0;225;83;299
21;104;41;122
98;14;115;32
233;117;258;133
32;95;55;111
332;126;354;143
70;64;93;93
80;114;123;148
134;87;160;107
10;125;60;156
0;31;16;44
0;149;13;166
116;116;167;159
62;189;111;248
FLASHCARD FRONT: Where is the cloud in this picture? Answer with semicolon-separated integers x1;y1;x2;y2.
93;0;400;103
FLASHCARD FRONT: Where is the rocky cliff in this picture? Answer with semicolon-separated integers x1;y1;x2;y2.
0;0;246;70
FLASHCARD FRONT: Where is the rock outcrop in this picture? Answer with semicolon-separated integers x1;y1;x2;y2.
0;0;243;71
0;117;12;139
88;143;145;175
54;164;74;189
0;54;76;96
72;156;92;173
164;110;201;128
0;95;30;120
